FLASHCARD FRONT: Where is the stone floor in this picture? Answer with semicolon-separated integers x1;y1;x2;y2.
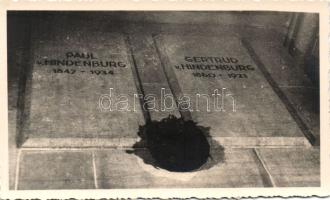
8;13;320;189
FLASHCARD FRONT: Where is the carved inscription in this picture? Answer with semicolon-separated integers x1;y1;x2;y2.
174;56;255;79
36;51;127;76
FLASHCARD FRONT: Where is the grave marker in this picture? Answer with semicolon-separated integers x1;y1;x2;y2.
20;21;144;147
155;34;310;147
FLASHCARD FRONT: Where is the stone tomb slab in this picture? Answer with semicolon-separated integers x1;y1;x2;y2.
155;35;310;147
21;25;144;147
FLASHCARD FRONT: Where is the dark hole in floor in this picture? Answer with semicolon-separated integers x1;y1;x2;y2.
127;115;224;172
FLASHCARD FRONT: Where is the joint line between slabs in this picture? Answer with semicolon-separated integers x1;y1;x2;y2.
14;149;22;190
92;151;98;189
18;147;137;151
253;148;277;187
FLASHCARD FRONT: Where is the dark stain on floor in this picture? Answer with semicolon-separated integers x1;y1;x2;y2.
127;115;225;172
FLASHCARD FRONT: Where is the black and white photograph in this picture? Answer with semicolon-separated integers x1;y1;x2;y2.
6;9;322;191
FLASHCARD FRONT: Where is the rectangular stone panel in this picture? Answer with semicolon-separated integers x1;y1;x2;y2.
155;35;310;147
21;18;144;147
17;151;95;189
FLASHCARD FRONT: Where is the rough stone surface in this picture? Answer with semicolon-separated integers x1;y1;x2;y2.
248;39;319;143
17;151;95;189
256;148;320;187
94;148;270;188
